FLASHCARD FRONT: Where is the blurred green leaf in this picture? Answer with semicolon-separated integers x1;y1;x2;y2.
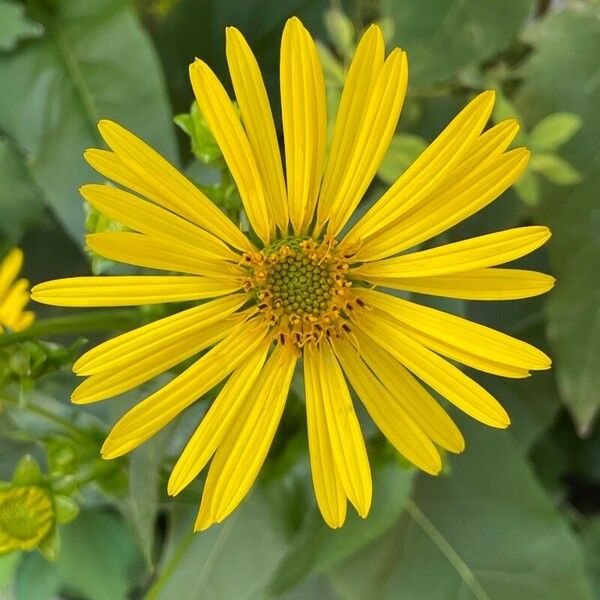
16;509;141;599
513;169;541;206
382;0;534;85
148;488;288;600
377;134;427;185
0;551;21;594
581;515;600;599
329;423;593;599
529;112;583;152
530;153;582;185
0;138;45;250
155;0;329;115
0;0;176;246
516;5;600;434
0;0;43;51
267;464;415;595
323;7;355;63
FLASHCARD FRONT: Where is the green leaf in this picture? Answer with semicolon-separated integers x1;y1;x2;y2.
148;487;289;600
377;134;427;185
381;0;535;85
0;1;43;52
0;551;21;594
581;515;600;599
16;509;141;599
0;0;176;246
513;169;541;206
529;112;583;152
516;5;600;433
530;153;582;185
267;464;415;595
125;430;165;567
329;422;593;599
0;138;45;249
155;0;329;115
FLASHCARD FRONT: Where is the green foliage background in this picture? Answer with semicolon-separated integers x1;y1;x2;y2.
0;0;599;598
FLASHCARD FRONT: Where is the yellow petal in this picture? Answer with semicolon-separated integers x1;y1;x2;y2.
84;149;165;204
101;320;268;458
364;268;555;300
357;147;530;261
355;311;511;428
332;337;443;474
355;226;551;278
354;332;465;453
345;91;495;247
72;319;231;404
0;248;23;299
359;289;550;374
86;232;243;279
168;340;271;496
94;121;253;252
308;343;372;517
195;344;296;530
81;184;238;262
304;346;347;528
189;59;274;244
280;17;327;235
316;25;385;230
323;49;408;237
226;27;288;232
74;295;245;375
31;276;238;307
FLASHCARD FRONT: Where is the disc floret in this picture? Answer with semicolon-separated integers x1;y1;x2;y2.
242;237;360;348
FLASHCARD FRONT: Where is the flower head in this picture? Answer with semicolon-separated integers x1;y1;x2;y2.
0;248;34;333
32;18;554;530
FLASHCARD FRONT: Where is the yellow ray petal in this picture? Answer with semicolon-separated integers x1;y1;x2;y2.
446;118;520;181
359;289;550;374
357;147;530;261
355;226;551;278
226;27;288;232
168;340;271;496
74;295;245;375
84;149;165;204
0;248;23;299
95;121;253;252
81;184;238;261
86;232;243;279
304;346;347;528
309;343;372;517
324;49;408;237
72;319;232;404
101;320;269;459
332;337;443;474
355;311;510;428
189;59;274;244
316;25;385;230
363;268;555;300
280;17;327;235
344;91;495;247
195;344;297;530
31;276;239;307
354;332;465;453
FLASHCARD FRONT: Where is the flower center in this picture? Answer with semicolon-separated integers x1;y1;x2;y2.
242;237;362;348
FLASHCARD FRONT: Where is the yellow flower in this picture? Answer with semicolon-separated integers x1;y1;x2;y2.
0;486;54;554
0;248;34;333
32;18;554;530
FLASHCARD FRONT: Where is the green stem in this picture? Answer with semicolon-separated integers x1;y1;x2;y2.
1;394;88;439
0;309;144;348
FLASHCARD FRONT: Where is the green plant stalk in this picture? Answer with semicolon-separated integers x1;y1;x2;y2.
0;309;145;348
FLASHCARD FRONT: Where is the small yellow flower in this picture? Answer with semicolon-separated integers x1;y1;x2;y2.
32;18;554;530
0;248;34;333
0;486;54;554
